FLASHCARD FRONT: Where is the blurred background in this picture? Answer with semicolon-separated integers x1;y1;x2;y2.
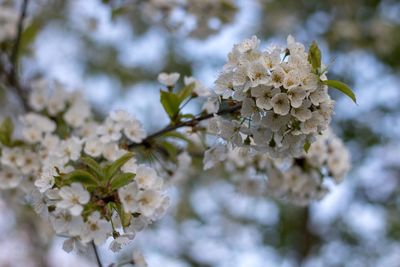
0;0;400;266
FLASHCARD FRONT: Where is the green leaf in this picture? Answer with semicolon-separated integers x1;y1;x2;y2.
80;157;105;180
159;141;178;157
104;152;134;179
323;79;357;103
177;82;195;102
180;114;195;119
115;203;132;228
110;172;135;191
20;20;43;53
163;131;192;143
160;90;181;119
0;117;14;146
308;41;321;70
64;170;99;186
304;141;311;153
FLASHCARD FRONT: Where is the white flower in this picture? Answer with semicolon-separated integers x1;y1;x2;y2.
97;119;122;143
110;110;132;123
184;76;209;96
123;120;147;143
158;72;180;86
47;86;67;115
203;145;227;170
269;67;286;88
81;211;112;245
35;169;56;193
271;93;290;115
236;35;260;53
301;112;324;134
132;251;148;267
135;165;162;190
84;138;104;157
291;105;312;122
251;85;279;110
0;168;22;189
121;158;138;173
57;137;83;161
64;101;91;128
287;87;307;108
102;143;126;161
247;60;269;87
241;97;256;117
118;182;139;213
29;80;49;111
202;94;220;114
137;190;164;218
21;113;56;133
51;210;84;236
57;183;90;216
109;234;135;252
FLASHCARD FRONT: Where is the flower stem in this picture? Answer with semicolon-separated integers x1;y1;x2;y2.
92;241;103;267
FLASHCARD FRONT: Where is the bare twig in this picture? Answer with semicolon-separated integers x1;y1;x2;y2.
92;241;104;267
128;103;242;149
0;0;30;110
10;0;29;79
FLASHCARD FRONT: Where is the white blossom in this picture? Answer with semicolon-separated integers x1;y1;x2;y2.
57;183;90;216
158;72;180;86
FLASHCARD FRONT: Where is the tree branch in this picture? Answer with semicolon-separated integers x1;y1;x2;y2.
92;241;104;267
0;0;30;111
10;0;29;79
128;103;242;149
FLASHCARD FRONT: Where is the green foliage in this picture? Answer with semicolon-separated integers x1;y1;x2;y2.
110;172;135;191
0;117;13;147
115;203;132;228
308;41;321;71
64;170;99;186
160;83;194;122
104;152;134;180
80;156;106;181
160;90;181;120
323;79;357;103
303;141;311;153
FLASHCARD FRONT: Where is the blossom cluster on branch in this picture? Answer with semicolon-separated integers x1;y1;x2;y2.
0;81;169;252
0;32;355;259
209;35;335;158
203;129;350;205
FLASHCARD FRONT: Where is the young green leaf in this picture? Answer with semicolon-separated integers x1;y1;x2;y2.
177;82;195;102
80;156;106;180
304;141;311;153
115;203;132;228
110;172;135;191
163;131;192;143
308;41;321;70
323;79;357;103
64;170;99;186
160;90;181;119
0;117;14;146
104;152;134;179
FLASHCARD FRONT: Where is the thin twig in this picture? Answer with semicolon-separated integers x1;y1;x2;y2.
92;241;104;267
0;0;30;110
10;0;29;79
128;103;242;149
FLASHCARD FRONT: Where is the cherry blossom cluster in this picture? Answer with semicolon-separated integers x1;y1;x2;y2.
209;35;335;158
135;0;237;38
266;129;351;205
203;128;350;205
0;80;169;252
